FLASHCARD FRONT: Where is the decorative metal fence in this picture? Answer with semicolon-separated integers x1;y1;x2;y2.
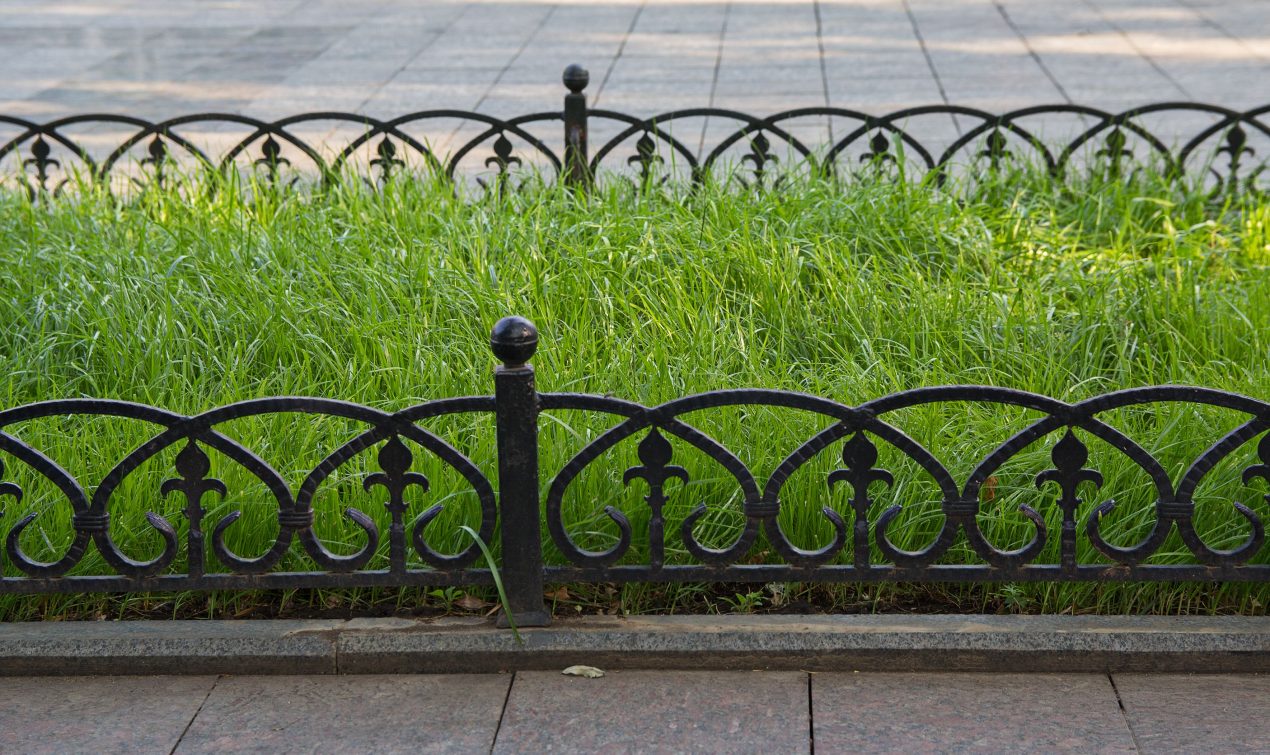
0;316;1266;626
2;64;1268;198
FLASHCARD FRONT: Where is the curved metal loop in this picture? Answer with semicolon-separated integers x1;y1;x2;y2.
541;394;761;567
0;397;495;581
541;385;1269;574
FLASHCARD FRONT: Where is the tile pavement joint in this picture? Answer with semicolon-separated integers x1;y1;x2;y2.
352;12;461;113
994;1;1071;104
813;0;832;140
703;1;733;155
1107;672;1144;754
168;675;220;755
901;0;959;136
472;3;559;113
593;0;647;108
489;671;518;754
1174;0;1270;64
807;672;816;755
1079;0;1192;99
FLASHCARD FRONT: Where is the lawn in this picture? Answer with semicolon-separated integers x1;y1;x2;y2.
0;169;1267;620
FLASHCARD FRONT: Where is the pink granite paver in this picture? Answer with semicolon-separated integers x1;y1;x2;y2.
0;675;216;755
813;672;1138;753
1114;673;1270;753
493;670;810;754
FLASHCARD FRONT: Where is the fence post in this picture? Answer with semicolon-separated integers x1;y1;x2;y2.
490;315;551;628
562;63;590;189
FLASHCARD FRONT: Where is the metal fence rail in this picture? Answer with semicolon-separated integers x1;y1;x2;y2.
1;65;1267;198
1;316;1267;626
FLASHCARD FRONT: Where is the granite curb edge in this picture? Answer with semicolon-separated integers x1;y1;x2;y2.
1;614;1265;675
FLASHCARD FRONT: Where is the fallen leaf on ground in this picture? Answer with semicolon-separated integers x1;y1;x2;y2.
456;594;489;611
562;665;605;678
545;587;570;601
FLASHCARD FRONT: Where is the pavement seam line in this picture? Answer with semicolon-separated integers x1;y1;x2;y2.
1173;0;1270;64
813;0;833;142
593;0;647;107
168;674;220;755
489;670;518;754
1078;0;1192;99
350;5;467;114
993;1;1072;104
807;672;816;755
701;0;732;156
900;0;960;136
472;3;559;112
1107;672;1144;754
437;2;559;151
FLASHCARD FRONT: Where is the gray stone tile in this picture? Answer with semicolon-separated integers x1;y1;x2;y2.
0;0;1263;127
494;670;810;754
1114;673;1270;754
0;676;216;755
814;673;1137;754
175;674;511;754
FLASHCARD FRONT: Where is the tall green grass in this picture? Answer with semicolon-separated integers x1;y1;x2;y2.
0;169;1267;619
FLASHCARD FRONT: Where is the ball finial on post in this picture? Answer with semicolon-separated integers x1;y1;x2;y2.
562;64;589;94
490;316;539;367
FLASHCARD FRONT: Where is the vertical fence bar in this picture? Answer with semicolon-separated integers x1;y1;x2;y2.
562;63;590;190
490;315;551;627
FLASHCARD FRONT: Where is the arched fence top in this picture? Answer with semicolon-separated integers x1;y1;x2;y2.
1;315;1267;628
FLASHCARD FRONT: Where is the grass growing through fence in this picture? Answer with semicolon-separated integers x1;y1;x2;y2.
0;168;1267;619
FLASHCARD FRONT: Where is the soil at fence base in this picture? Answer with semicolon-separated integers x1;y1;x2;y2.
9;580;1246;621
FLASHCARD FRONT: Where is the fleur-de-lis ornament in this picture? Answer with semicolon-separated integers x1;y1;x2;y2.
739;131;779;190
628;132;664;185
623;428;688;569
979;129;1011;170
1215;124;1256;194
161;440;227;577
1035;429;1103;570
860;131;896;166
828;432;894;569
22;136;61;197
364;435;430;572
254;135;292;184
1096;128;1133;179
370;137;405;184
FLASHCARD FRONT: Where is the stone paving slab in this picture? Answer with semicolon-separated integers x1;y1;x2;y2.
1113;673;1270;754
493;670;810;754
1;671;1266;751
0;675;216;755
174;674;512;754
0;0;1265;120
813;672;1137;754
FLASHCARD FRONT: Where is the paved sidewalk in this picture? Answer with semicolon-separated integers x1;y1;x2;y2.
1;0;1265;120
1;671;1266;753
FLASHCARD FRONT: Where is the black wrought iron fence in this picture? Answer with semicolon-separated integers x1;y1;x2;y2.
1;64;1268;198
0;316;1266;626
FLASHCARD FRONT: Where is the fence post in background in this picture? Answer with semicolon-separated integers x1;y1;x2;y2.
562;63;590;190
490;315;551;628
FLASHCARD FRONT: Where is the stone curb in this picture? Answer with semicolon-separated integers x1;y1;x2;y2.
1;614;1265;676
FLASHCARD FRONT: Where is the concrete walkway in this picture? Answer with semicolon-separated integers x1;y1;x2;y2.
0;1;1265;175
2;671;1266;753
1;0;1265;120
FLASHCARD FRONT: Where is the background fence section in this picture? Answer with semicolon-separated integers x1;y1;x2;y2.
1;65;1268;199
